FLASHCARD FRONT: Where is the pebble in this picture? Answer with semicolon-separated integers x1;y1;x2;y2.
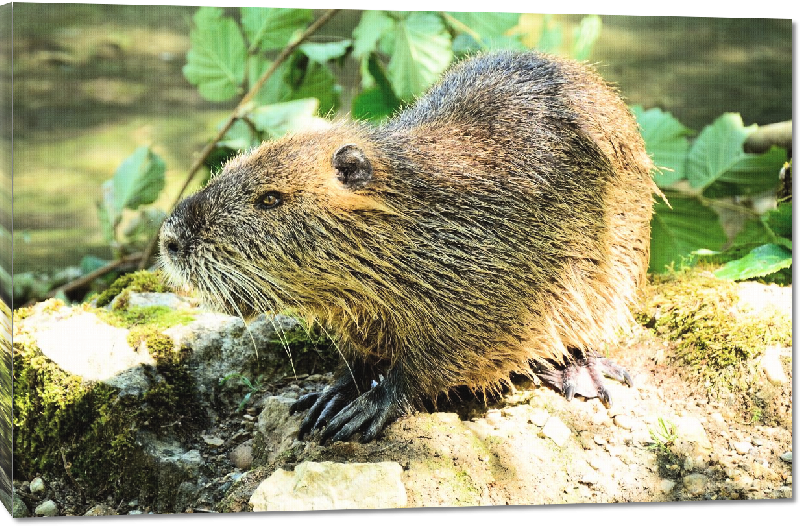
761;346;788;384
230;443;254;470
682;473;708;495
779;451;792;463
732;441;752;455
84;504;115;516
34;500;58;517
30;477;45;494
541;416;571;447
659;479;676;493
202;435;225;447
613;414;634;430
485;410;502;426
529;408;550;427
709;412;726;427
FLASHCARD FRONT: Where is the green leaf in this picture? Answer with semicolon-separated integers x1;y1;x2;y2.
446;11;520;39
299;40;352;64
649;193;728;273
183;7;247;102
631;106;693;187
715;243;792;281
451;33;526;54
218;119;258;151
352;10;395;59
732;217;775;248
240;7;312;52
109;147;166;215
687;113;787;196
80;255;110;275
387;12;453;102
248;55;292;105
123;208;167;247
286;59;340;116
249;98;324;138
352;55;402;121
764;201;792;240
96;200;116;243
702;146;787;198
571;15;602;60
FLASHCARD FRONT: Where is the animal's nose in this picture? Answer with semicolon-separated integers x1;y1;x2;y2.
159;227;183;259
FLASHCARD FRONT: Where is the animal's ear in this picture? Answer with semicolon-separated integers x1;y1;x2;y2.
332;144;373;190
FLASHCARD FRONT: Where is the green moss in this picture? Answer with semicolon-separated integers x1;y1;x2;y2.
638;270;792;413
102;305;195;329
12;321;203;502
95;270;171;307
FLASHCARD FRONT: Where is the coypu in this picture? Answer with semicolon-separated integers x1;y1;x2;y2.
159;51;657;443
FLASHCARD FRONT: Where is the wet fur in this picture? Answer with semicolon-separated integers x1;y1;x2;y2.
160;51;657;434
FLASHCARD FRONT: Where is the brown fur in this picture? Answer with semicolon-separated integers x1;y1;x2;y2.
160;51;657;426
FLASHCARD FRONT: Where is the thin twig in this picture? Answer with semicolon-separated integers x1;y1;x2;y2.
138;9;341;269
47;252;143;298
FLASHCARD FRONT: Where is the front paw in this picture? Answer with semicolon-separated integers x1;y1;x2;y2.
321;377;407;444
291;375;359;439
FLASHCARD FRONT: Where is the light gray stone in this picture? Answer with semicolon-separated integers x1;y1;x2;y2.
12;495;29;518
529;408;550;427
732;441;752;455
230;442;254;470
84;504;116;516
674;416;712;451
34;500;58;516
761;346;788;385
541;416;572;447
29;477;45;494
780;451;792;463
659;479;676;493
614;414;635;430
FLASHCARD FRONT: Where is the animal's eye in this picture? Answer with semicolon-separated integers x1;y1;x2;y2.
256;191;283;210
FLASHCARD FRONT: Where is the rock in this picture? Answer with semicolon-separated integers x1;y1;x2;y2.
528;408;550;427
541;416;572;447
709;412;726;427
84;504;116;516
593;435;607;446
732;441;752;455
579;468;600;485
613;414;635;430
254;396;302;465
29;477;45;493
120;292;195;310
136;432;203;513
760;346;788;384
250;461;407;511
12;494;29;518
682;474;708;496
674;416;712;451
202;435;224;447
779;451;792;463
34;500;58;516
230;442;254;470
485;409;502;426
659;479;676;493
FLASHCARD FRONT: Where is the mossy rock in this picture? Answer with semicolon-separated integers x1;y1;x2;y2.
95;270;172;308
11;303;205;506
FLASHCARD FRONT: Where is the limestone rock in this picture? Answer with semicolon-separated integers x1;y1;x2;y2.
34;499;58;516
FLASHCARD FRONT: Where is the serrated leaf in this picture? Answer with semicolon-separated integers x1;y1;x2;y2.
687;113;752;189
649;193;728;273
183;7;247;102
715;243;792;281
687;113;786;196
299;40;352;64
353;10;395;59
387;12;453;102
446;11;520;39
631;105;693;188
701;146;787;198
249;98;324;138
110;147;166;215
241;7;312;52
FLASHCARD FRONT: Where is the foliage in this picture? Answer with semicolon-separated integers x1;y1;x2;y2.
96;146;166;258
632;107;790;281
219;373;263;412
647;417;678;454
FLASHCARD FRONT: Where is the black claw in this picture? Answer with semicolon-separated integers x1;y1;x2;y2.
291;392;319;414
564;382;576;401
622;370;633;387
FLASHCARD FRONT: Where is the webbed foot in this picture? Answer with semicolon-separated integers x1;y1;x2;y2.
291;374;359;439
537;355;632;405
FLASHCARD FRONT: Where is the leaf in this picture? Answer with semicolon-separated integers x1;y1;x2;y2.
387;12;453;102
240;7;312;52
715;243;792;281
123;209;167;247
630;106;693;188
249;98;324;138
109;147;166;215
764;201;792;240
218;119;258;151
299;40;352;64
286;59;340;116
571;15;602;60
446;11;520;39
649;193;728;273
702;146;787;198
79;255;110;275
96;200;116;243
687;113;787;196
183;7;247;102
452;33;526;55
352;10;395;59
352;55;402;121
248;55;292;105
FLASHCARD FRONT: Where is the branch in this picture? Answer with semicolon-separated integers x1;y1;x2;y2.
48;252;143;298
138;9;341;269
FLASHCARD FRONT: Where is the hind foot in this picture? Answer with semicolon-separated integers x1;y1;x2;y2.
536;356;632;406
